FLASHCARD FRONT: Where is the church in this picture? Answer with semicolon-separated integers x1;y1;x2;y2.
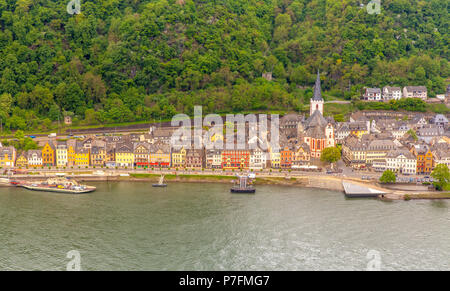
298;71;335;159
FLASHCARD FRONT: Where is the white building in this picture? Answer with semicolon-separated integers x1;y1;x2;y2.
382;86;402;101
56;142;68;167
250;147;267;170
27;150;43;167
403;86;427;100
362;88;382;101
385;149;417;175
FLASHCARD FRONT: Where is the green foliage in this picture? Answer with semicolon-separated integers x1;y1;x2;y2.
0;0;447;128
407;129;418;141
380;170;396;184
320;147;341;164
431;164;450;191
3;130;38;151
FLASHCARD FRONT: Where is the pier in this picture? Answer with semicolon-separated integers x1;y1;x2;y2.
342;181;386;198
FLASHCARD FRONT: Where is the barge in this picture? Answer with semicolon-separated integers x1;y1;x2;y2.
20;177;96;194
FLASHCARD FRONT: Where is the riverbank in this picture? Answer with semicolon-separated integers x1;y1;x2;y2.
3;171;448;201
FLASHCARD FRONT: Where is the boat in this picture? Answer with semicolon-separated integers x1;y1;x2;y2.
20;177;96;194
230;174;255;194
152;175;167;187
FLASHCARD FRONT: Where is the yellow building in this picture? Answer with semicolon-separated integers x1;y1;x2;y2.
270;151;280;169
171;147;186;168
149;143;171;167
75;147;90;167
116;143;134;167
67;140;76;167
15;153;28;168
0;146;16;168
42;142;55;166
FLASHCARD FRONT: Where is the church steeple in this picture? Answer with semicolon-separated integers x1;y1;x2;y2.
312;70;323;101
310;70;324;116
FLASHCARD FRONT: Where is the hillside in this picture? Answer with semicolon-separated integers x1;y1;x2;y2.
0;0;448;130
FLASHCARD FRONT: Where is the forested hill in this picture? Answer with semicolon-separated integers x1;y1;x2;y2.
0;0;448;130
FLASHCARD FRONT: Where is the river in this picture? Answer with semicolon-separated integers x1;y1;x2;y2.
0;182;448;270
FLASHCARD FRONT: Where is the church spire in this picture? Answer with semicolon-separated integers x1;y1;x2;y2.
310;69;324;116
312;70;323;101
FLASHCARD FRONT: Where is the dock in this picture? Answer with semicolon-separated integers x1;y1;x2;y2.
342;181;386;198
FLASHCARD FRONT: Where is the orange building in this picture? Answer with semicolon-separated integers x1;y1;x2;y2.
280;146;294;169
416;146;434;174
42;142;56;166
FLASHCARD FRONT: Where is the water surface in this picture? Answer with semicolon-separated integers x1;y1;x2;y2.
0;182;448;270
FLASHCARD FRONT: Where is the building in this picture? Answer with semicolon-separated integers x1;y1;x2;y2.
403;86;427;100
362;88;382;101
430;114;449;129
249;147;267;170
67;140;76;167
149;143;171;168
349;122;369;138
417;126;444;144
185;149;203;168
310;71;324;116
301;72;335;159
280;146;294;169
27;150;42;167
293;143;311;166
221;149;250;169
56;141;68;167
433;146;450;168
365;139;397;165
106;143;116;167
269;149;280;169
205;149;222;169
133;142;150;168
382;86;402;101
116;142;134;167
91;145;107;167
385;149;417;175
301;110;335;159
342;135;367;169
171;147;187;168
15;153;28;168
75;145;90;167
413;145;433;175
64;115;72;125
42;142;55;166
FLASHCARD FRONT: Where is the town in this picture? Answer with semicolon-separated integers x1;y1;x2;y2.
0;73;449;184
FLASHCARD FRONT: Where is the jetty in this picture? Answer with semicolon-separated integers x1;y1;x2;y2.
342;181;386;198
231;174;255;193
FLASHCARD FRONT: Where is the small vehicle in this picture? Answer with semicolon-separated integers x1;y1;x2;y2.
28;135;36;139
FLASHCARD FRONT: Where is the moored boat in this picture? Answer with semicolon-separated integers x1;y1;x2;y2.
152;175;167;187
21;177;96;194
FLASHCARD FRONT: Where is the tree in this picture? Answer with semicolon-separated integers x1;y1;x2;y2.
431;164;450;191
380;170;396;184
407;129;418;141
321;147;341;164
